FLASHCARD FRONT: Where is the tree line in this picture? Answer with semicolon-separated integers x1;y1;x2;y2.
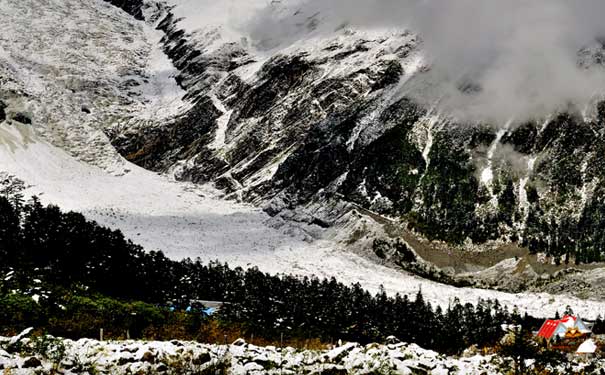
0;196;546;354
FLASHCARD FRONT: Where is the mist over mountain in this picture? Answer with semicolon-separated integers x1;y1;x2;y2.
245;0;605;123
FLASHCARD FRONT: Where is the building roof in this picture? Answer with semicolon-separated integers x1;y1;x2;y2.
193;300;225;309
537;319;560;339
537;315;583;339
559;315;577;329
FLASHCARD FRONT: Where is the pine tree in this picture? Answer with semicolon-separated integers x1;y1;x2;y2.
499;327;538;375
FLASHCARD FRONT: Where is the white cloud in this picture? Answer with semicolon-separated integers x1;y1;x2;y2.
244;0;605;123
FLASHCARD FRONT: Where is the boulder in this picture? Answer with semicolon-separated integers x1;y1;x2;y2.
191;352;211;365
405;365;429;375
250;354;277;369
7;327;34;352
385;335;401;345
156;363;168;372
141;351;156;364
12;112;31;124
22;356;42;368
325;342;358;363
117;355;136;366
244;362;264;372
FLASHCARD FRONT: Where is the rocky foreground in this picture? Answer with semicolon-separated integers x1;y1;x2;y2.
0;330;603;374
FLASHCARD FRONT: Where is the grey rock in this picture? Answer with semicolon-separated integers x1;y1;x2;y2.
22;356;42;368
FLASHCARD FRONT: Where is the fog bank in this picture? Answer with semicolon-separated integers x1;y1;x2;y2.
245;0;605;123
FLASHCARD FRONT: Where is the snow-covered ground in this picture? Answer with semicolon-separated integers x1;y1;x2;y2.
2;331;603;375
0;332;509;374
1;0;605;321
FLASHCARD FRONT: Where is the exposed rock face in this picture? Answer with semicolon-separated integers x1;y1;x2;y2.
103;0;145;20
103;0;605;269
0;101;6;122
12;112;31;125
111;97;223;176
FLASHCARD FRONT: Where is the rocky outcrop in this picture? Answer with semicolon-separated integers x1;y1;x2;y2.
111;97;223;178
102;0;144;20
0;101;6;122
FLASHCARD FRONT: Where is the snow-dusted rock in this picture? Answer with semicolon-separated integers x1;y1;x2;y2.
8;328;33;347
1;334;603;374
326;342;360;363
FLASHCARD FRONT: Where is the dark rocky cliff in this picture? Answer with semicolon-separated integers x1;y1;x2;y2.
104;0;605;266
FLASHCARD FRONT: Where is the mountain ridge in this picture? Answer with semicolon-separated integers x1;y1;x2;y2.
105;1;605;267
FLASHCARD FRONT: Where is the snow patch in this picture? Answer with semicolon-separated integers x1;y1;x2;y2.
481;122;511;207
518;155;537;229
208;94;233;151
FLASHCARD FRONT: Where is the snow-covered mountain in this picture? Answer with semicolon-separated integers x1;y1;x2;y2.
109;1;605;290
3;0;605;318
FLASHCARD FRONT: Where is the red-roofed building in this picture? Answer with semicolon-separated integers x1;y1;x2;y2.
536;315;592;351
537;315;591;340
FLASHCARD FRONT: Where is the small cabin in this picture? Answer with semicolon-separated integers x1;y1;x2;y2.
537;315;591;340
536;315;593;352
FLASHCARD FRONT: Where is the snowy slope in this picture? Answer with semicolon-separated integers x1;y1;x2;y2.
1;124;604;319
0;0;190;172
0;0;605;321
